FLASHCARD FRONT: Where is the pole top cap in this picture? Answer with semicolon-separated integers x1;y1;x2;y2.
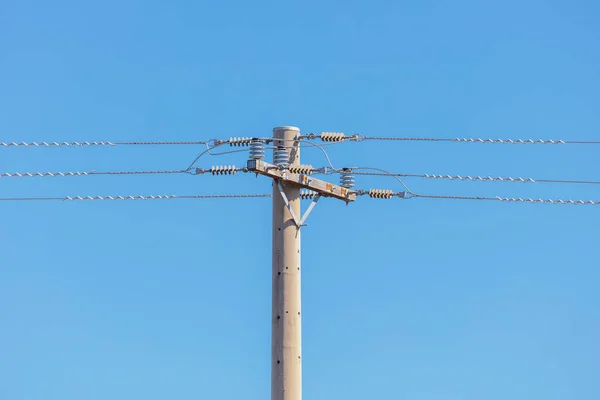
273;126;300;132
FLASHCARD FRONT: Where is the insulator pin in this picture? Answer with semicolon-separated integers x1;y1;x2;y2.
340;169;355;188
249;139;265;159
320;132;346;142
228;137;252;146
273;147;290;168
368;189;394;199
210;165;238;175
300;190;318;200
289;165;313;175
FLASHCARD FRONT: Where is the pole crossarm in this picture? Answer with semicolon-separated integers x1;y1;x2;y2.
247;159;357;202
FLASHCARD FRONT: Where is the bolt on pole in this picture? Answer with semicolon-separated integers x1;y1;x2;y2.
272;126;302;400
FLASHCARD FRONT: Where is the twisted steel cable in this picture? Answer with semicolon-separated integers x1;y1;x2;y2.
0;140;213;147
0;170;191;178
358;136;600;144
352;171;600;185
0;193;272;201
412;193;600;205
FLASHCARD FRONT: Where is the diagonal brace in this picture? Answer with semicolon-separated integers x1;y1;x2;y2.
299;193;321;226
276;180;321;228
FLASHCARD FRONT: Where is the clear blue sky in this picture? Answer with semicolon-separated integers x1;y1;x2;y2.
1;1;599;399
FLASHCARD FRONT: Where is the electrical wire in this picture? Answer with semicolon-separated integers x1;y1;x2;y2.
352;171;600;185
411;193;600;205
0;140;214;147
6;135;598;148
352;167;415;194
0;193;272;201
359;136;600;144
185;142;227;171
0;170;193;178
357;190;599;205
296;140;340;172
300;133;600;144
165;136;346;172
0;166;259;178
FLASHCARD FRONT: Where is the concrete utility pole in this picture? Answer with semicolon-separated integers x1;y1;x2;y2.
247;126;356;400
271;126;302;400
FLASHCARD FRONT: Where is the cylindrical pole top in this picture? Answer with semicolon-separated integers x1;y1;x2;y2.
273;126;300;133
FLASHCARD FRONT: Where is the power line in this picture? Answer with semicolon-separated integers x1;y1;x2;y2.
0;140;214;147
5;136;599;148
356;189;599;205
185;142;226;171
352;171;600;185
297;140;340;172
0;169;192;178
0;166;260;178
0;164;338;178
0;193;272;201
359;136;600;144
301;132;600;144
411;193;600;205
300;133;599;145
352;167;415;193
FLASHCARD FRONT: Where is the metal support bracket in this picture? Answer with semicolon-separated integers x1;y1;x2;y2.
276;181;321;229
299;193;321;226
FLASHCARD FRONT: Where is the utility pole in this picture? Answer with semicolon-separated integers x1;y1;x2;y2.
247;126;357;400
271;126;302;400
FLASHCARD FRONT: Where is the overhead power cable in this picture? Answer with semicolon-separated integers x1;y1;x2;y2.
359;136;600;144
185;142;227;171
411;193;600;205
352;167;415;194
0;193;272;201
299;133;600;145
0;140;216;147
0;169;192;178
0;164;336;178
5;135;598;148
357;189;599;205
352;171;600;185
0;165;254;178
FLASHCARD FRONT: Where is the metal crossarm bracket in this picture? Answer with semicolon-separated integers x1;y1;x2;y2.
276;180;301;227
276;181;321;228
247;159;356;202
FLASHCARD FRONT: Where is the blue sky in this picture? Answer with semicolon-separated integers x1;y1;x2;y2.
1;1;599;399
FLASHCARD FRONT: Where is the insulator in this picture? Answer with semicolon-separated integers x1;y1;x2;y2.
300;190;318;200
228;137;252;146
320;132;346;142
273;146;290;168
340;169;355;188
210;165;237;175
289;165;313;175
368;189;394;199
249;139;265;160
